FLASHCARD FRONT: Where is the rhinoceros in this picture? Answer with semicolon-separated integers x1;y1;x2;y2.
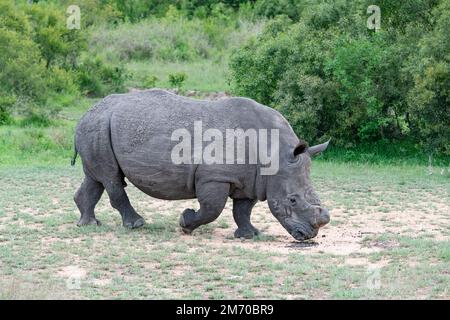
72;89;330;241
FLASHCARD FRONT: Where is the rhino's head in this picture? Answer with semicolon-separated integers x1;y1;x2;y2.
266;140;330;241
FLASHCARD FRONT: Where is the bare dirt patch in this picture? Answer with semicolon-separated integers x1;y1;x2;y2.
123;186;450;259
58;265;87;279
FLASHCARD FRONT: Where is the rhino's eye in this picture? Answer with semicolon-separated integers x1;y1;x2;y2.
289;197;297;206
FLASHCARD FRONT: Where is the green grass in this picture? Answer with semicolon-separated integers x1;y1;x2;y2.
319;139;449;167
88;15;264;93
126;60;230;92
0;123;75;165
0;161;448;299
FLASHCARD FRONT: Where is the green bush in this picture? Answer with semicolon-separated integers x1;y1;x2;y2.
229;15;293;105
25;3;87;69
253;0;305;21
77;56;128;97
169;72;187;89
143;75;159;88
230;0;449;156
108;0;252;22
0;94;15;125
0;27;48;104
0;0;130;123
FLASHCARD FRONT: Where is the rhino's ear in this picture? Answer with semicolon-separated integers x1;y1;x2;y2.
307;139;330;156
293;140;309;157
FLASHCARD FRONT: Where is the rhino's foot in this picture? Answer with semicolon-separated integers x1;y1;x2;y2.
234;227;260;239
77;217;101;227
179;209;196;234
123;214;145;229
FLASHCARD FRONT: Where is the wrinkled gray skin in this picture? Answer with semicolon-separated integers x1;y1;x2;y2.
73;89;330;241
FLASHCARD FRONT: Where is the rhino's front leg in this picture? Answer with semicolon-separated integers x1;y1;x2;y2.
180;182;229;234
233;198;259;239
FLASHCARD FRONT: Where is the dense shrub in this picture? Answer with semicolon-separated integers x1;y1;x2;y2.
229;16;293;105
0;0;127;121
0;28;48;104
253;0;305;21
25;3;87;69
76;56;128;97
230;0;449;155
406;0;450;156
169;72;187;89
0;94;15;125
89;0;254;22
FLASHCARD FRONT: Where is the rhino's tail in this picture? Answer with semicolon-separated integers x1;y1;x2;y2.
71;141;78;166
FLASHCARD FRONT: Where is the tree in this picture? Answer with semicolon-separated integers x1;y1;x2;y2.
407;0;450;155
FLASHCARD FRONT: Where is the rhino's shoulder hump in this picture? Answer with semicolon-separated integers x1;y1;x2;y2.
219;96;290;126
219;96;276;113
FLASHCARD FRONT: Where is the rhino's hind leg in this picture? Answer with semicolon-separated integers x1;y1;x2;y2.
233;198;259;239
74;175;104;226
105;182;145;229
180;182;229;234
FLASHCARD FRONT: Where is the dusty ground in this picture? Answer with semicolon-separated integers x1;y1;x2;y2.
0;163;448;299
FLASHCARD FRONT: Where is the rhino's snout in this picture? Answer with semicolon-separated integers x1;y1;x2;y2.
291;227;318;241
268;198;331;241
313;207;330;228
288;206;330;241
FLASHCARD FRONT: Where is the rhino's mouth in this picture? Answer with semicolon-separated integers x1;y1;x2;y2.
269;201;322;241
290;227;318;241
286;219;319;241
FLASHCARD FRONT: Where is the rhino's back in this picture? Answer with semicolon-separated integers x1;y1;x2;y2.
78;89;297;200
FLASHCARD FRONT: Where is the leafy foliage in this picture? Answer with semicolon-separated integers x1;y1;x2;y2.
169;72;188;89
0;0;447;161
76;56;128;97
230;0;449;155
0;0;127;121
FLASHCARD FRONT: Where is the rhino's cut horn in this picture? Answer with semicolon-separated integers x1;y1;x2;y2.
307;139;330;156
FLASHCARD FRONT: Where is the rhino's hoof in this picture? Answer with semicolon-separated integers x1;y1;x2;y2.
123;217;145;229
179;209;196;234
234;227;260;239
180;226;193;235
77;217;101;227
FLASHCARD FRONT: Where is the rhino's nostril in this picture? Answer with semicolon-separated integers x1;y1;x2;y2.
319;208;330;226
312;207;330;228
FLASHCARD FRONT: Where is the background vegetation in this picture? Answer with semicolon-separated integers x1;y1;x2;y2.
229;0;449;159
0;0;448;166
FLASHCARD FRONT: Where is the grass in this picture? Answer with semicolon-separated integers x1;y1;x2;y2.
320;139;450;167
0;160;448;299
0;97;96;166
89;15;264;94
0;123;74;165
126;60;230;92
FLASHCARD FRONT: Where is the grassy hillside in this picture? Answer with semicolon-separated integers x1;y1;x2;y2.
86;10;264;93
